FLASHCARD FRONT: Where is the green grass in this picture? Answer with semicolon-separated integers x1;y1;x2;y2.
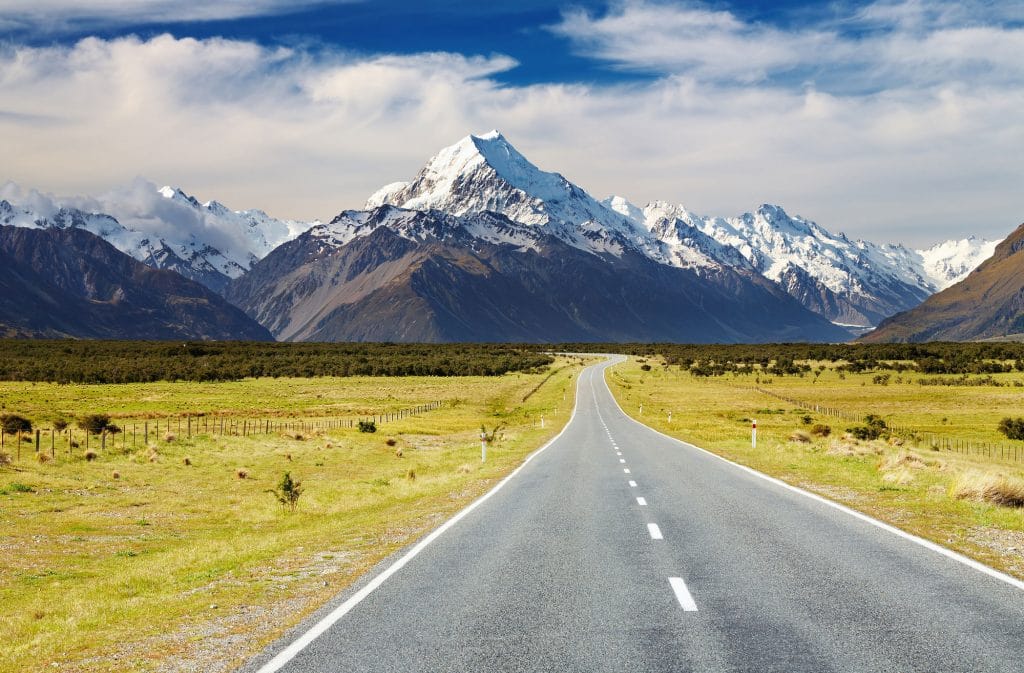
0;357;589;672
607;358;1024;579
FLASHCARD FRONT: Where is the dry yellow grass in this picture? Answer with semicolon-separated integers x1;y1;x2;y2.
952;471;1024;507
0;357;587;673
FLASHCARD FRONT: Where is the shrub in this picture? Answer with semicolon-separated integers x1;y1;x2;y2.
183;457;192;466
385;438;397;447
78;414;111;435
788;430;812;443
801;415;813;425
83;450;98;462
847;414;888;441
0;414;32;434
112;471;120;479
640;364;652;372
997;417;1024;440
810;424;832;437
52;419;68;432
267;472;303;511
358;420;377;433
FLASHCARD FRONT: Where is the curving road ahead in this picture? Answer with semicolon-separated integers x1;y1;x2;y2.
243;357;1024;673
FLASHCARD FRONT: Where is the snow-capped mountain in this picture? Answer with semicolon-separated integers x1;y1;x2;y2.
0;180;317;291
367;130;664;262
916;237;1001;290
367;130;996;329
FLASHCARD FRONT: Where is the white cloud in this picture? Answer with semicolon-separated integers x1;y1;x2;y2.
0;18;1022;248
0;1;348;33
550;0;1024;91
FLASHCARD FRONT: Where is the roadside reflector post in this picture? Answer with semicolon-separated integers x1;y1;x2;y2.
541;415;545;429
639;403;643;416
752;419;757;449
480;430;487;463
668;411;672;424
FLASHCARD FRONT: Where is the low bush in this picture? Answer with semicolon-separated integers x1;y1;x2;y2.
1;414;32;434
358;420;377;433
78;414;111;435
997;417;1024;440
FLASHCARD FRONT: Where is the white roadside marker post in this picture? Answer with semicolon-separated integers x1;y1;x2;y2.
480;430;487;463
752;419;757;449
541;415;545;429
668;411;672;424
639;403;643;416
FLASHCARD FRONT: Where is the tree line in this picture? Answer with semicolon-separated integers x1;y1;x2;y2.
0;341;554;383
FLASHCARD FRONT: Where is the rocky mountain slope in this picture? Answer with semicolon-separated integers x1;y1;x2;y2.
861;223;1024;342
370;131;994;331
0;224;273;340
226;206;848;342
0;181;316;291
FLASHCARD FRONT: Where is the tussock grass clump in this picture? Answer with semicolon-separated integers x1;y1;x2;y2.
236;468;248;479
83;450;98;462
405;468;416;481
37;452;51;464
112;471;120;480
385;438;397;447
879;451;927;471
457;464;473;474
282;430;305;441
881;467;915;486
148;450;159;463
0;452;11;466
810;424;831;437
789;430;812;443
183;456;191;466
951;471;1024;508
163;432;176;443
394;448;403;458
827;439;883;457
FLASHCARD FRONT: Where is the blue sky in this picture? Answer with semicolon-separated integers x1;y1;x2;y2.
1;1;1023;245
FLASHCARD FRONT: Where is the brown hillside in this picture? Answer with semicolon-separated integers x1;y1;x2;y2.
862;222;1024;342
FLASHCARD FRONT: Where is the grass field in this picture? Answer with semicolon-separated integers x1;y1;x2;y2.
607;358;1024;579
0;357;587;672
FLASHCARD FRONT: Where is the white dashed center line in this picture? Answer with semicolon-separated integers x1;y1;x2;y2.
628;480;637;487
619;458;626;463
636;497;647;506
669;577;698;611
647;523;663;540
623;468;631;474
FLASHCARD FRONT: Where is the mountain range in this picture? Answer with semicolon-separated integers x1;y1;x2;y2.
0;131;1007;342
862;222;1024;342
0;225;271;341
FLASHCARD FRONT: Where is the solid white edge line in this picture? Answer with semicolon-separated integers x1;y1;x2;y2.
600;360;1024;594
252;365;592;673
637;497;647;506
669;577;698;612
648;523;663;540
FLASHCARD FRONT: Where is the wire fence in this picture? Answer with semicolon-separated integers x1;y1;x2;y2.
749;385;1024;463
0;400;443;464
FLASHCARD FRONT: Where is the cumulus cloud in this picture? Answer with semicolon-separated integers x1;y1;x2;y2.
1;2;1023;248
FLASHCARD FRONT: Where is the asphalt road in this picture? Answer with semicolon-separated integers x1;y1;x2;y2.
243;357;1024;673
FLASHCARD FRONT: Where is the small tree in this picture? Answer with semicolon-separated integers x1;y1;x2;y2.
0;414;32;434
848;414;888;441
267;472;303;511
78;414;111;435
998;417;1024;440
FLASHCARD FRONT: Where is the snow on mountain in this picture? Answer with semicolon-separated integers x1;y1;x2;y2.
0;180;317;291
916;236;1001;290
365;130;662;261
359;130;998;329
